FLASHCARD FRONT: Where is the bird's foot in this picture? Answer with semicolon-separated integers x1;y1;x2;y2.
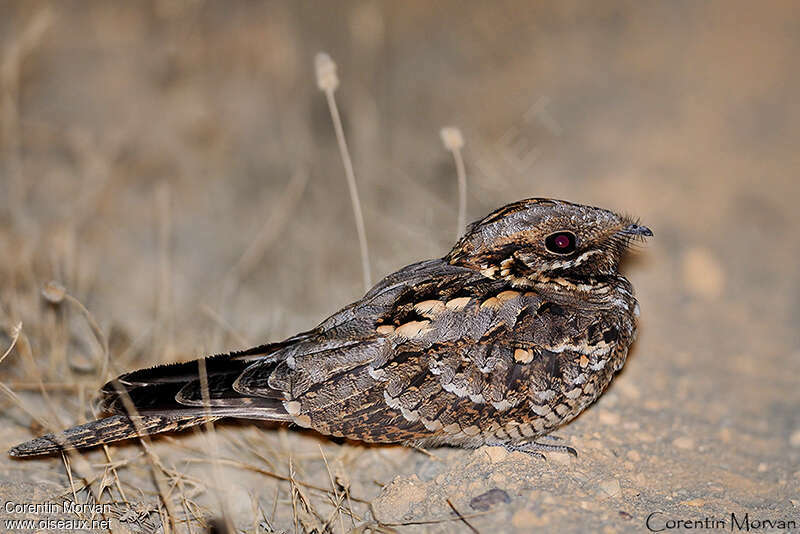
499;438;578;459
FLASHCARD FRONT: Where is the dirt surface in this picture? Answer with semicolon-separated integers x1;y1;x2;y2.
1;2;798;533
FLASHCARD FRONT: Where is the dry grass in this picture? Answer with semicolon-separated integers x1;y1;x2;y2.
1;2;799;533
0;6;450;533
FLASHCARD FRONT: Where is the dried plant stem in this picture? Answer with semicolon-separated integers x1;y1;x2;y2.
440;127;468;238
447;498;480;534
109;380;180;533
0;321;22;365
454;148;467;236
316;53;371;291
319;445;346;534
0;329;102;503
197;357;235;534
184;456;369;503
65;293;110;381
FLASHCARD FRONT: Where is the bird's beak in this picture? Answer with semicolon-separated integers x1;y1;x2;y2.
620;223;653;237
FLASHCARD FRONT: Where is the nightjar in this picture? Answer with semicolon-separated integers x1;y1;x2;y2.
10;198;651;457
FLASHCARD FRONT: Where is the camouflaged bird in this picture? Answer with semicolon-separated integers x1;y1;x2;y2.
9;198;652;458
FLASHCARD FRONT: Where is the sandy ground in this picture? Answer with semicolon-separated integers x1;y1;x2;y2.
1;1;799;532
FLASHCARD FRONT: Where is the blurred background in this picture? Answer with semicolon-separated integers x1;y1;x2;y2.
0;1;798;532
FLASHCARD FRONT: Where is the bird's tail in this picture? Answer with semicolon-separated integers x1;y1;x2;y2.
8;414;215;457
9;345;292;457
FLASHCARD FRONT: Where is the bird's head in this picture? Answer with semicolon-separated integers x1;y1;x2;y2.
446;198;652;280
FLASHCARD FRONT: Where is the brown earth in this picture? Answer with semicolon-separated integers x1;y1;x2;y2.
0;1;798;532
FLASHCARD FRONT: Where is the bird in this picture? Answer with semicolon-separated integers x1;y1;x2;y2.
9;198;651;458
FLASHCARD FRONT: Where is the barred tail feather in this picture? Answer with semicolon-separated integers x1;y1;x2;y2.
9;348;293;457
8;414;213;457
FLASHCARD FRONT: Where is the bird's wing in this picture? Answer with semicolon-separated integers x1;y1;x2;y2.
233;259;494;397
97;259;488;417
238;263;624;444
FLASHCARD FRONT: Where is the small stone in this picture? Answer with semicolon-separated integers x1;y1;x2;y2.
672;436;695;450
790;429;800;448
469;488;510;511
758;463;768;472
626;450;642;462
598;478;621;498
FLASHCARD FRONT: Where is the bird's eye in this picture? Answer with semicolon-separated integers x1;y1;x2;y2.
545;231;577;254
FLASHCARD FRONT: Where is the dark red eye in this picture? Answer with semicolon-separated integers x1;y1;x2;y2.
545;231;576;254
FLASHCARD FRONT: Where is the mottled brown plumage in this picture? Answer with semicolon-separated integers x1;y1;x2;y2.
9;198;651;457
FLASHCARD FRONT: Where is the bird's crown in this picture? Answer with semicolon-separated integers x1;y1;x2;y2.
446;198;651;280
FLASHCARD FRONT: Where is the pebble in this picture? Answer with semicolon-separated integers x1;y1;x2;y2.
469;488;510;511
789;429;800;448
626;450;642;462
672;436;695;450
597;478;621;498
